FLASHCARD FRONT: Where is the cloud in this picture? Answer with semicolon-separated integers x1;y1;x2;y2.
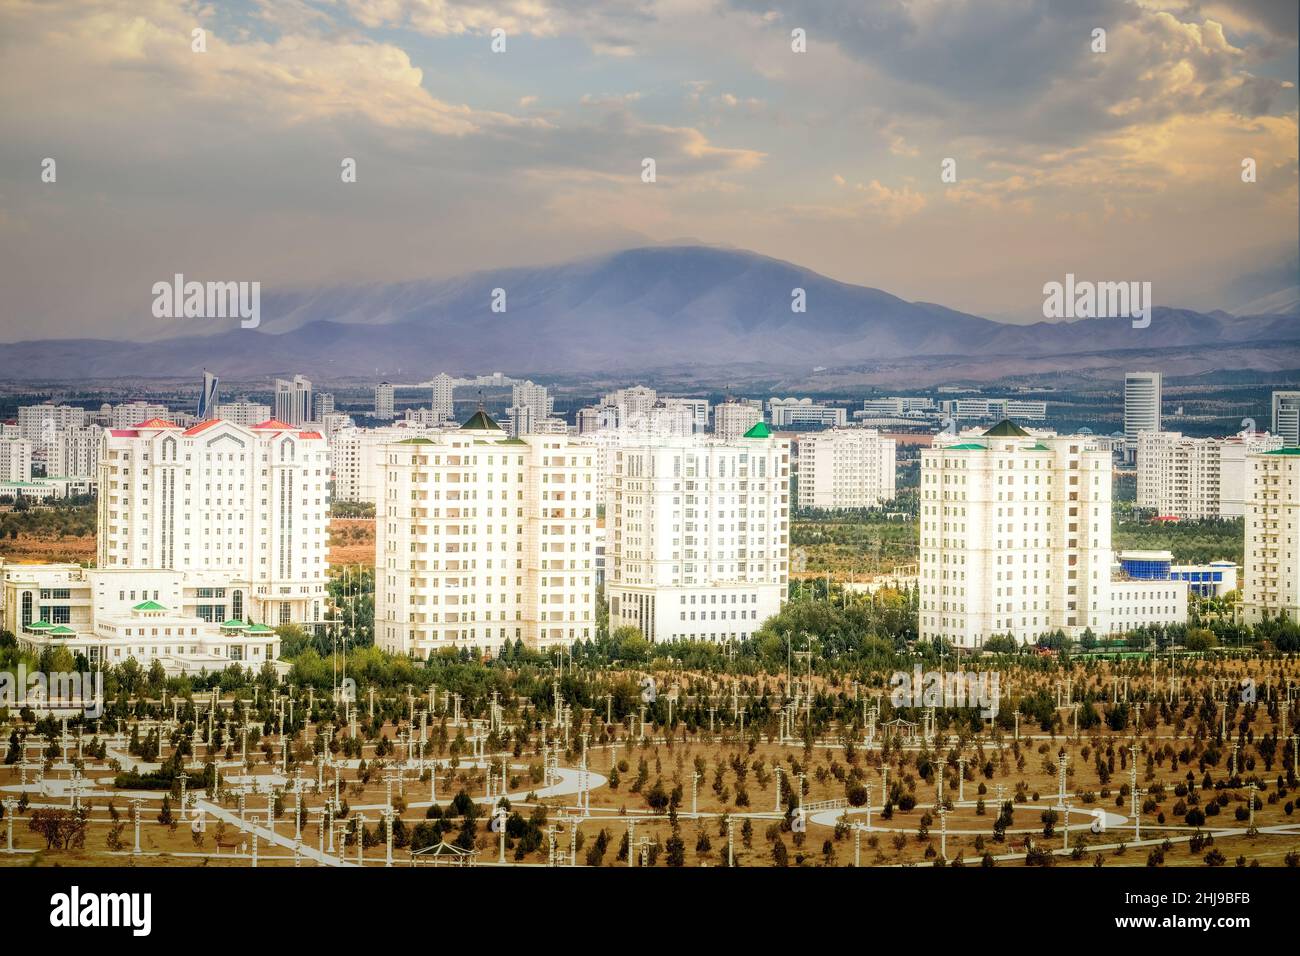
0;0;1293;341
796;176;928;224
0;0;535;139
727;0;1293;144
337;0;659;54
339;0;561;37
580;92;644;106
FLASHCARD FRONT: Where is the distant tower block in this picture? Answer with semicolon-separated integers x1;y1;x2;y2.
375;382;395;420
197;370;219;419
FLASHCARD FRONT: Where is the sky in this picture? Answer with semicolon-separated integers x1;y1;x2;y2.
0;0;1296;341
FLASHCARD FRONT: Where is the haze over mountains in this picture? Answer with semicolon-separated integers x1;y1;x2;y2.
2;246;1297;383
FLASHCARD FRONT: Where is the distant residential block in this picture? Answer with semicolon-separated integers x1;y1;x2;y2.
1243;447;1300;624
796;428;896;510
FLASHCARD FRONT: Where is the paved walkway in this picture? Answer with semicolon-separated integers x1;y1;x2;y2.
194;798;356;867
809;796;1126;833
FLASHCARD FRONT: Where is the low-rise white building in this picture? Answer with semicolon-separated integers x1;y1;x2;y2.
0;561;282;674
1116;549;1238;599
768;397;846;429
0;476;96;500
1106;578;1188;636
862;397;936;417
941;398;1048;422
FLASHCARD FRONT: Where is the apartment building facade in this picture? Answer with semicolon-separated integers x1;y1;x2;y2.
97;416;329;626
1137;431;1283;519
606;424;790;643
796;427;896;510
1243;447;1300;624
374;409;597;656
919;421;1115;647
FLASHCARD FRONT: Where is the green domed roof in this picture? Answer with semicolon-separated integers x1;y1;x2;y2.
983;419;1030;437
461;408;501;431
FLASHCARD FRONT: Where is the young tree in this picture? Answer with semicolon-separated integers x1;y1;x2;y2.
771;837;789;867
157;794;174;827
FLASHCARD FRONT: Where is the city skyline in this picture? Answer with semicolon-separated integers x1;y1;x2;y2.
1;0;1299;894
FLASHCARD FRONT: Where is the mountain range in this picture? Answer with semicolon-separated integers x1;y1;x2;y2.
2;245;1296;382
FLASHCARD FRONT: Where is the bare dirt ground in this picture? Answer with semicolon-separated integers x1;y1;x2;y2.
327;519;375;568
0;518;374;569
3;659;1297;868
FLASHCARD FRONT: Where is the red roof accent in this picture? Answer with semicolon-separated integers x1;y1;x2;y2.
252;418;296;430
298;431;323;440
110;429;139;438
132;418;180;429
183;419;224;436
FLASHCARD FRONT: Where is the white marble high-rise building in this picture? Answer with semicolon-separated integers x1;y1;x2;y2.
19;403;87;439
576;406;603;434
51;424;103;479
97;416;329;626
1124;371;1162;464
1243;447;1300;624
602;386;658;425
374;408;597;655
1272;390;1300;447
275;376;313;427
19;404;89;464
606;423;790;643
430;373;457;424
375;382;395;420
662;398;709;432
507;379;555;436
0;437;32;482
331;421;441;504
1137;430;1284;519
796;428;896;510
215;402;272;427
713;401;764;442
109;402;171;429
313;392;335;423
919;421;1116;648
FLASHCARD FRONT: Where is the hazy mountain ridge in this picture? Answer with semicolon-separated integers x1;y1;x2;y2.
2;246;1296;381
